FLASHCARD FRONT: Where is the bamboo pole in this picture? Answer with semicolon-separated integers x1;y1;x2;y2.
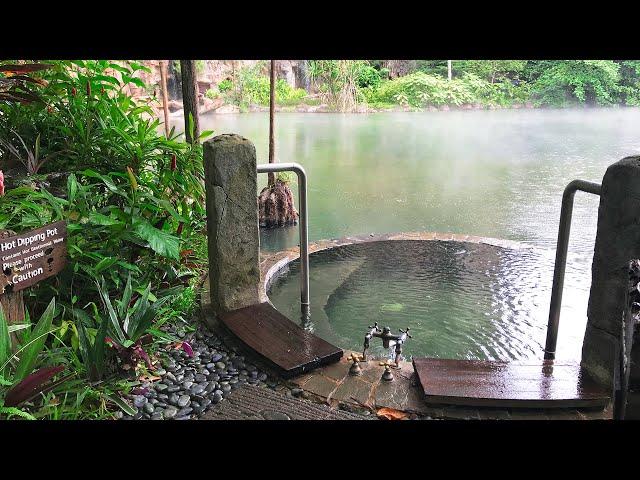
160;60;171;137
268;60;276;186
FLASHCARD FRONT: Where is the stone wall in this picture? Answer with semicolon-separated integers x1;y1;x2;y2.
582;156;640;387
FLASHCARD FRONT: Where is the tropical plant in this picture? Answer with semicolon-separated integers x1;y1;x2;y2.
0;298;72;419
0;131;62;175
97;275;171;372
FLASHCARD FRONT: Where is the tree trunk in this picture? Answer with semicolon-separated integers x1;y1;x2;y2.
160;60;171;137
180;60;200;144
268;60;276;186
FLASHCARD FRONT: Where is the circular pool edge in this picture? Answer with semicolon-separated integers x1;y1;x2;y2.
260;231;532;304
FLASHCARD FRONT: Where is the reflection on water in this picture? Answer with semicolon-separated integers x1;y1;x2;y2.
171;108;640;360
268;241;564;362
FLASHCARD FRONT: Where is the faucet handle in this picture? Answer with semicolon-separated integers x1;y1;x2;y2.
368;322;380;331
399;327;412;338
348;353;363;363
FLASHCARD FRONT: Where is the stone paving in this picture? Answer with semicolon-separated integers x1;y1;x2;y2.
201;384;373;420
287;353;612;419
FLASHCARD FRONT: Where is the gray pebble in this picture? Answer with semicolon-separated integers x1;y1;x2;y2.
164;406;178;419
133;396;147;408
190;384;205;396
177;407;193;417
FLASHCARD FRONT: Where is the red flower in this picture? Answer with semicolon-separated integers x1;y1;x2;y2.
170;154;177;171
176;222;184;235
86;81;91;97
181;341;194;358
71;87;77;97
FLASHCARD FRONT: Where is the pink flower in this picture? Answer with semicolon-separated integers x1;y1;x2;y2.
0;170;4;196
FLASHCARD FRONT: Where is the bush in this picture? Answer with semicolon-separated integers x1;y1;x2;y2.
218;78;232;92
205;87;220;100
531;60;621;106
368;71;531;108
222;62;308;107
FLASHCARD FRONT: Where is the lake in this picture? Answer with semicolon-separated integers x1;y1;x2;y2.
174;108;640;360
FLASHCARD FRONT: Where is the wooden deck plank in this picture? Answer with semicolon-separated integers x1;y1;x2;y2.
219;303;343;378
413;358;610;409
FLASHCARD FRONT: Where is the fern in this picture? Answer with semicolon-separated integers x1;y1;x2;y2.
0;406;36;420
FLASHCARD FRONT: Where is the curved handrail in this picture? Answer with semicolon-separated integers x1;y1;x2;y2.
544;179;601;360
257;163;309;314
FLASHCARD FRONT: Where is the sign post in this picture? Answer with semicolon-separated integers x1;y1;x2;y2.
0;221;67;340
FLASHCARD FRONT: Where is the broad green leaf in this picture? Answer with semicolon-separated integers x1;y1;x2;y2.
132;218;180;260
119;275;133;319
94;257;118;273
67;173;78;203
99;278;126;345
14;298;56;382
88;212;122;226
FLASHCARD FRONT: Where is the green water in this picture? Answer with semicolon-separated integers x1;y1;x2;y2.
174;108;640;361
268;241;556;362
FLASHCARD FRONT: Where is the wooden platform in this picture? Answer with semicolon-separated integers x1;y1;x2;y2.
218;303;343;378
413;358;610;409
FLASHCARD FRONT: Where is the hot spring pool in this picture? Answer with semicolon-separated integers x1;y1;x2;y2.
267;239;589;362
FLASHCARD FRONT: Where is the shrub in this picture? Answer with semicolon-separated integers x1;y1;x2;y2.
205;87;220;99
531;60;621;106
218;78;232;92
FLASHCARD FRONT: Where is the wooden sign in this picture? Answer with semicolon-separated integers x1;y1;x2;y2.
0;220;67;293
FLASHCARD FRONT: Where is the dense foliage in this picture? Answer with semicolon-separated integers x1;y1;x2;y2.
214;61;307;110
0;60;209;418
212;60;640;111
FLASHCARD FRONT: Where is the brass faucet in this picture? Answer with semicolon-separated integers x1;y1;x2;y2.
362;322;412;367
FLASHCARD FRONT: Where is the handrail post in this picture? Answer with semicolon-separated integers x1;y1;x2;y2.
257;163;309;314
544;179;601;360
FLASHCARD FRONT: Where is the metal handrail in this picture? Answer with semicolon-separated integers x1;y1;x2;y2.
544;179;602;360
257;163;309;313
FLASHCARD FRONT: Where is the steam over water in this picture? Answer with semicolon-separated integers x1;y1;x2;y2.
175;108;640;360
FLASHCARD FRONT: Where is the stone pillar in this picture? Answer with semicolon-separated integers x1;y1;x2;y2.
203;134;261;317
583;156;640;387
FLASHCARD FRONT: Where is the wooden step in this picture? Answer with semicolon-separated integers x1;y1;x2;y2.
413;358;610;409
219;303;343;378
